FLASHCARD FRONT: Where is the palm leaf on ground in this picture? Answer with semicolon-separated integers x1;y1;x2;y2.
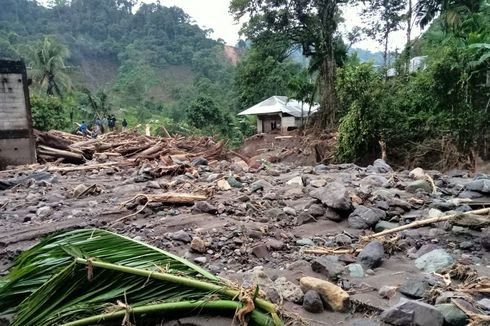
0;229;282;326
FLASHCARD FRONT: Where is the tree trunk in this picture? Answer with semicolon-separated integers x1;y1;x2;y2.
316;0;338;129
405;0;413;73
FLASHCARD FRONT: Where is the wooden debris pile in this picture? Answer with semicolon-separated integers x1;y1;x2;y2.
33;130;226;164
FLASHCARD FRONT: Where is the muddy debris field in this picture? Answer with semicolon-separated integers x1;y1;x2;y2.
1;131;490;326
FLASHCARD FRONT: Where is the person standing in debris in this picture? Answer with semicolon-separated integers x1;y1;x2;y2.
111;115;117;131
92;123;101;139
122;118;128;131
107;116;114;131
79;121;88;137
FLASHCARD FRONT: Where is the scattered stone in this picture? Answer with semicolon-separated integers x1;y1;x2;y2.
217;179;231;191
266;239;284;251
435;303;467;326
192;201;217;214
310;182;352;211
303;290;324;313
459;241;473;250
169;230;192;243
286;176;304;187
307;204;325;217
274;277;303;303
406;180;433;193
381;300;444;326
294;212;316;225
374;221;399;232
324;207;343;222
373;159;393;173
481;227;490;251
360;175;389;188
346;263;364;278
357;240;384;269
399;277;429;298
227;176;243;188
36;206;52;219
314;164;329;173
193;256;207;264
348;206;386;229
415;249;454;272
251;243;269;258
409;167;426;180
378;285;398;299
465;178;490;193
335;234;352;245
191;157;208;166
477;298;490;311
350;320;380;326
310;179;327;188
311;256;345;280
300;276;350;312
296;238;315;246
283;207;297;216
190;237;207;253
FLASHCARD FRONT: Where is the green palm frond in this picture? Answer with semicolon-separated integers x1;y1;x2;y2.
0;229;283;326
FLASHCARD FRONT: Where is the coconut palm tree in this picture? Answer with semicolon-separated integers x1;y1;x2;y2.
28;36;71;97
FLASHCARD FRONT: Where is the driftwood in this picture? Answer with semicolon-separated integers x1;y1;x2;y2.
112;192;207;224
47;162;131;173
366;208;490;239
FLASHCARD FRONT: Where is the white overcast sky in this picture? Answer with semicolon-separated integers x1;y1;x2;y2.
40;0;420;52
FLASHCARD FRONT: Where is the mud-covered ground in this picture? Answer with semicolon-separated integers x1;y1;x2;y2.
1;157;489;326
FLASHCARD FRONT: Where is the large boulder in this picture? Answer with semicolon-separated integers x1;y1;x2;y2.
466;178;490;194
381;300;444;326
310;182;352;211
357;240;384;269
348;206;386;229
372;159;393;173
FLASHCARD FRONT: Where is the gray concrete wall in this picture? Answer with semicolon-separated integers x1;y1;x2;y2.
0;60;36;169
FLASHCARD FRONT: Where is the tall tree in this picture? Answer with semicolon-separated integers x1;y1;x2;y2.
230;0;349;129
363;0;405;66
415;0;482;30
28;36;71;97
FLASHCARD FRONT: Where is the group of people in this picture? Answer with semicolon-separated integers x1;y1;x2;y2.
79;116;128;138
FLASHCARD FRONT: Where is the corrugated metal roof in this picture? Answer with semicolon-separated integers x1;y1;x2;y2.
237;96;320;118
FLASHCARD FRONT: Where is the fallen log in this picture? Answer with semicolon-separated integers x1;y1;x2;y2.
47;161;132;173
38;145;85;162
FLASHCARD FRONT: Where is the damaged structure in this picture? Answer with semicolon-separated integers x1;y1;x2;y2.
0;59;36;169
238;96;320;134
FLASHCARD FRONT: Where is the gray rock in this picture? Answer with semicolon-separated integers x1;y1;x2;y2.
283;207;297;216
348;206;386;229
310;182;352;211
193;256;207;264
294;212;316;225
406;180;433;193
357;241;384;269
274;277;303;303
381;300;444;326
296;238;314;246
466;179;490;193
227;176;243;188
415;249;454;272
266;239;284;251
265;208;285;221
346;263;364;278
310;179;327;188
435;304;467;326
373;159;393;173
169;230;192;243
191;157;208;166
374;221;399;232
415;244;440;258
286;176;304;187
399;278;429;298
360;175;389;188
477;298;490;311
458;190;483;199
307;204;325;217
314;164;329;174
192;201;217;214
311;256;345;280
324;207;343;222
252;243;269;258
36;206;52;219
283;186;304;199
335;234;352;245
206;173;221;182
379;286;398;299
459;241;473;250
303;290;324;313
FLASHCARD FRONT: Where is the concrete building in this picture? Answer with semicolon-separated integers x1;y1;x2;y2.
238;96;320;134
0;59;36;169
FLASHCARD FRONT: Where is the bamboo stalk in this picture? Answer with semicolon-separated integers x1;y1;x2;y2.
367;208;490;239
61;300;273;326
74;258;279;319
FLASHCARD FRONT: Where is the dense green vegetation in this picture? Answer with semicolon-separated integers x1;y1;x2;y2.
0;0;488;168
